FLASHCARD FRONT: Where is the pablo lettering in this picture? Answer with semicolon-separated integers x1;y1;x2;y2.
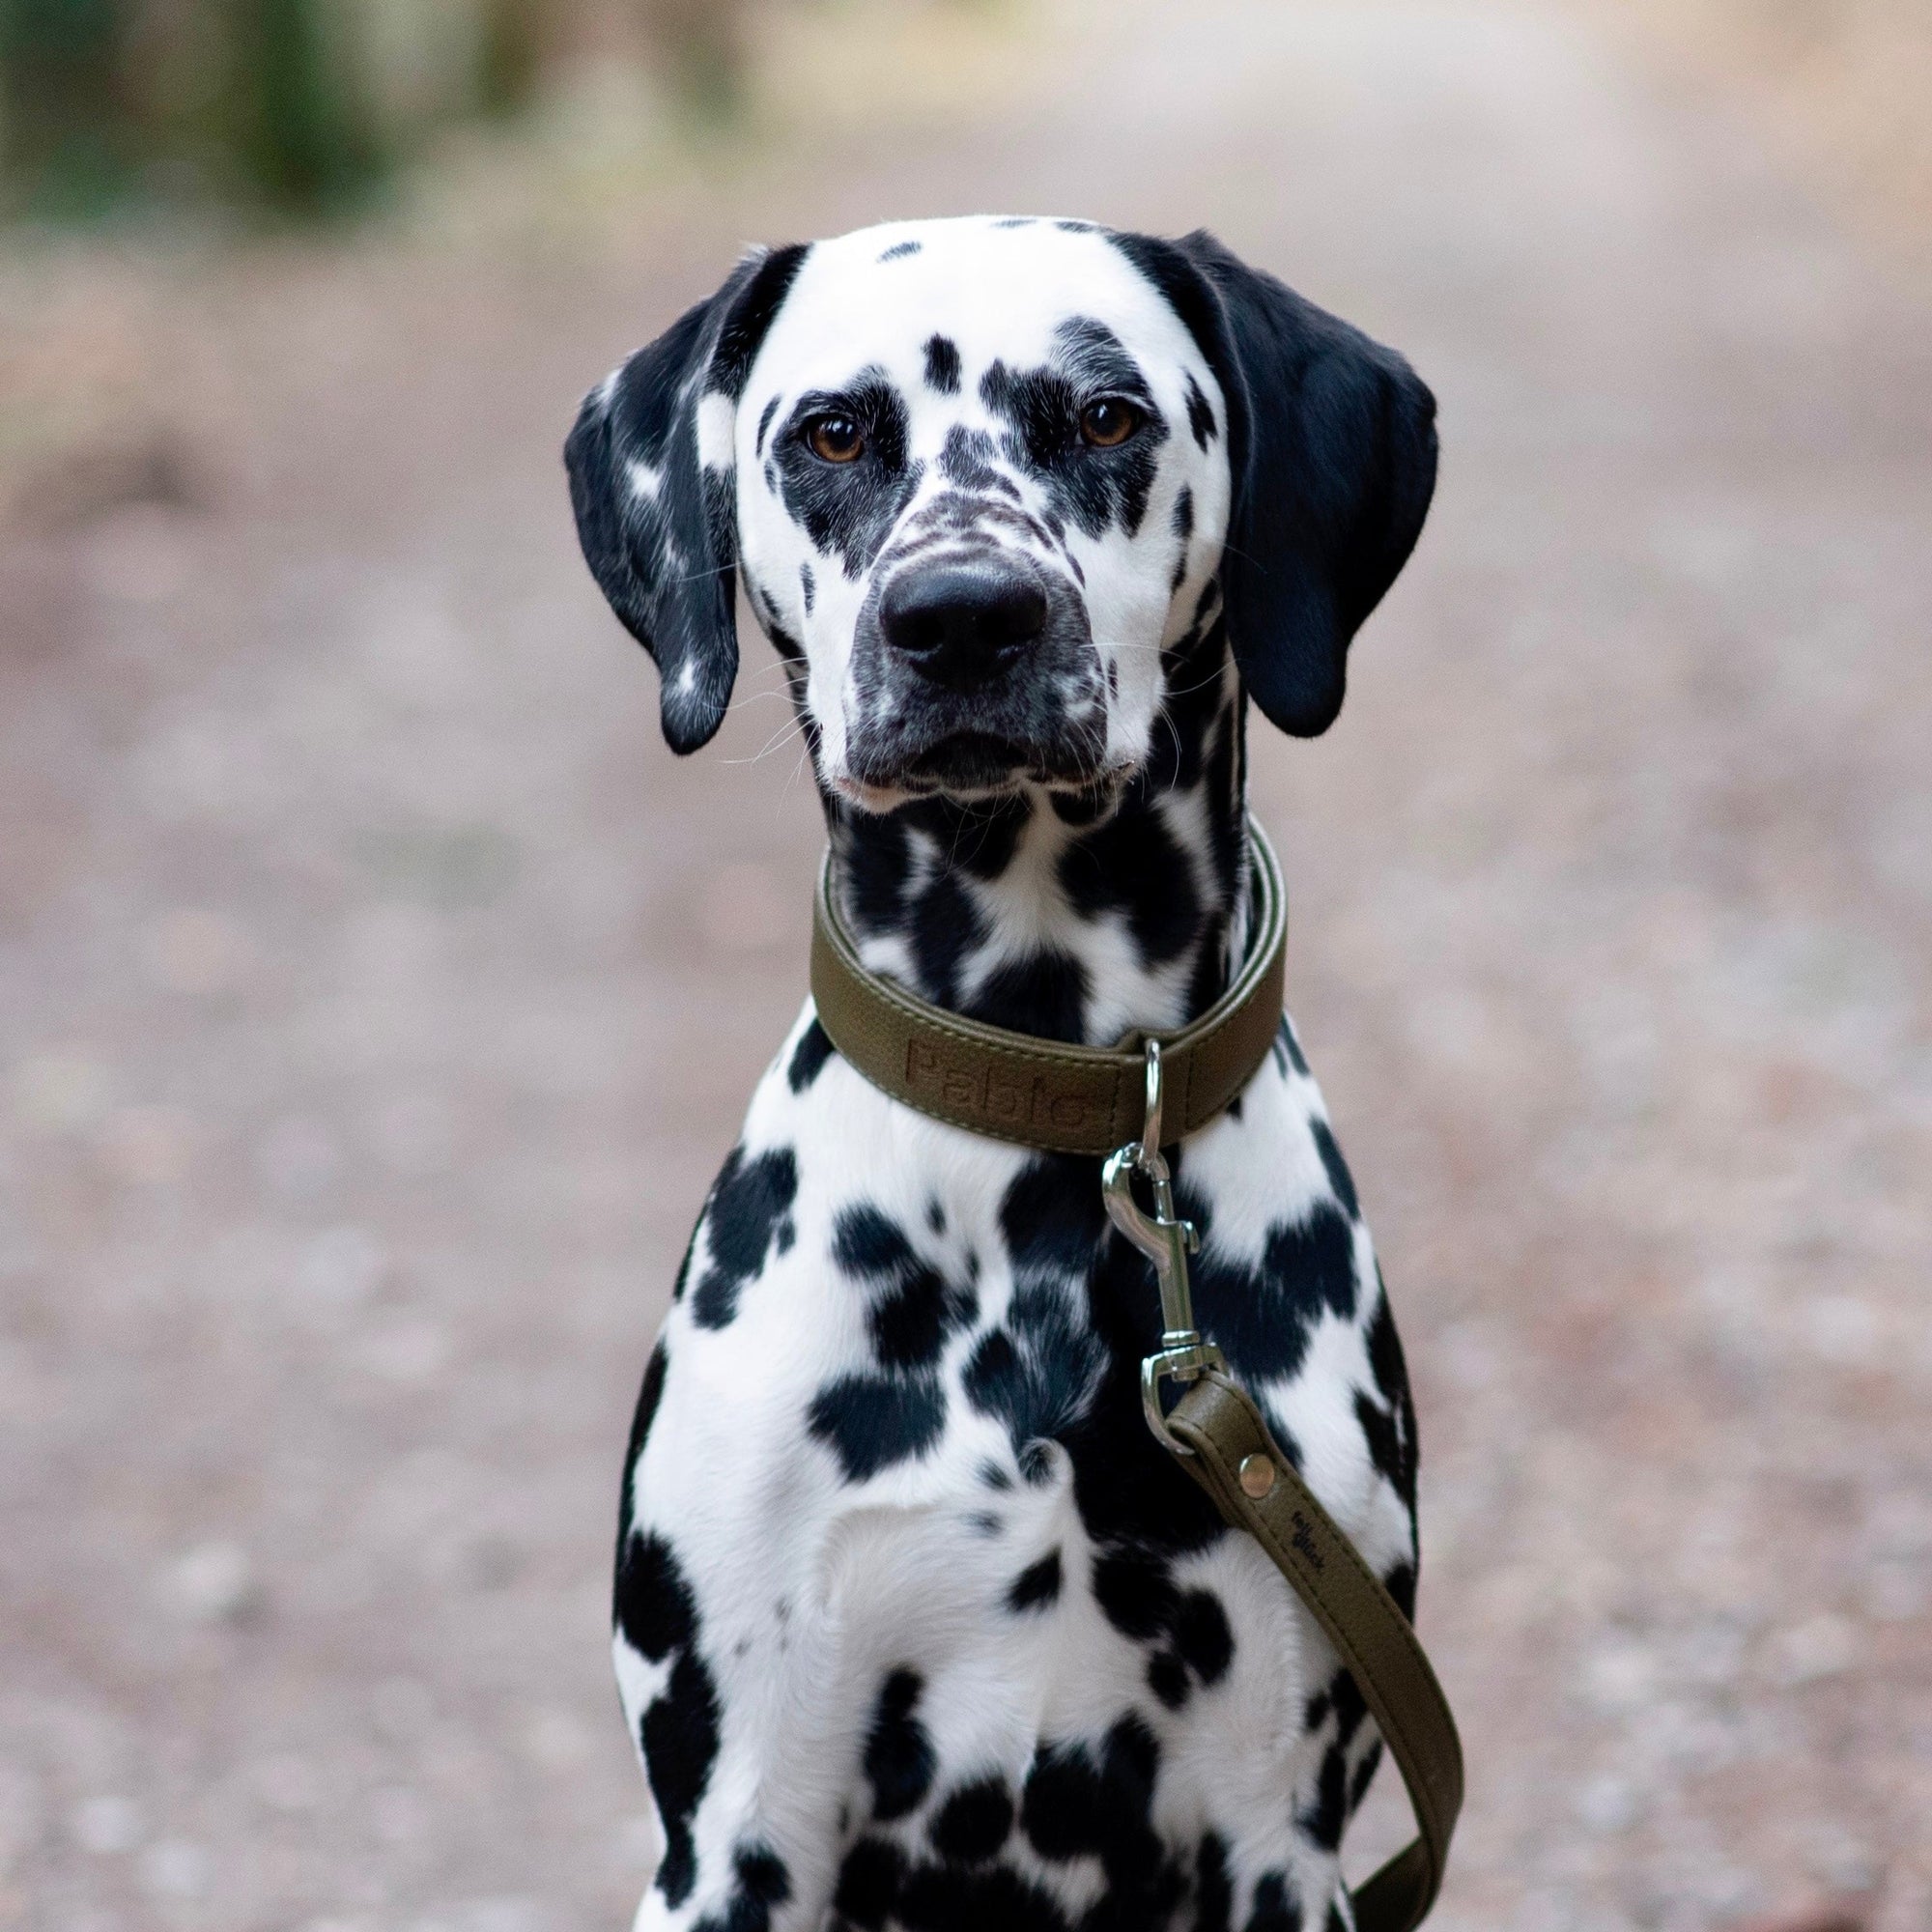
904;1039;1096;1131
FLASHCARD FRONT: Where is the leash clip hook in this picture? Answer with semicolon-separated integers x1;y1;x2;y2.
1101;1040;1224;1453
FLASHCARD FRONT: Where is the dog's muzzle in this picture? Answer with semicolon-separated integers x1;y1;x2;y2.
845;549;1105;794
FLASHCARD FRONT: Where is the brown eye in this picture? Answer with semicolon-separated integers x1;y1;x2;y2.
806;414;866;463
1079;397;1140;448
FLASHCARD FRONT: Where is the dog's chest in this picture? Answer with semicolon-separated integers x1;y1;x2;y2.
616;1003;1417;1932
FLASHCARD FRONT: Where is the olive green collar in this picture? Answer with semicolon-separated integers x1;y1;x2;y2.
810;817;1288;1155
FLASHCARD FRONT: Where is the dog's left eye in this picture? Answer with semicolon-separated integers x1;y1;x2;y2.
805;414;867;464
1079;398;1141;448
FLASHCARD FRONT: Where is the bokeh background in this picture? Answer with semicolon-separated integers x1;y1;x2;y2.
2;3;1929;1929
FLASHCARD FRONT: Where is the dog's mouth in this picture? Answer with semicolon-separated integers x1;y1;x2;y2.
834;727;1134;813
904;731;1040;792
861;726;1119;802
833;727;1124;810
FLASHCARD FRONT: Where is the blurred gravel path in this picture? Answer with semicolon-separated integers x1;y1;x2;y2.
3;5;1929;1929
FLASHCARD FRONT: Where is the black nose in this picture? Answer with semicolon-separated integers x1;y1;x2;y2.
879;563;1048;691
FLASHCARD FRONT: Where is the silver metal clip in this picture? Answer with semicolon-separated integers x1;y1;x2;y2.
1101;1040;1225;1452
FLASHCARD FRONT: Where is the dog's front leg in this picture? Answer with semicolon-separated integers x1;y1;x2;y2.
616;1480;958;1932
613;1267;927;1932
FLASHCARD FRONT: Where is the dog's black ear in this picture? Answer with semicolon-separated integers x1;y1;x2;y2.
565;243;809;753
1114;229;1437;737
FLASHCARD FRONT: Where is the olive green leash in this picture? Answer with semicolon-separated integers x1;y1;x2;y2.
809;819;1463;1932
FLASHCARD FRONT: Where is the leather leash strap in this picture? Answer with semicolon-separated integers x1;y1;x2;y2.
810;818;1289;1156
809;815;1463;1929
1164;1373;1463;1932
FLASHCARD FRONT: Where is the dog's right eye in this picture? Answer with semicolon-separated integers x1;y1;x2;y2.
805;414;867;464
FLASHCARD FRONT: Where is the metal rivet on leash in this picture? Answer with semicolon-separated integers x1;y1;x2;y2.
1100;1039;1226;1452
1238;1453;1277;1498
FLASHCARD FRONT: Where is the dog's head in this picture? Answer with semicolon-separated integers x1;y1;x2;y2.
567;217;1435;809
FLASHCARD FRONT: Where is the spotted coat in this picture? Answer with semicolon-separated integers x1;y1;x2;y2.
567;216;1439;1932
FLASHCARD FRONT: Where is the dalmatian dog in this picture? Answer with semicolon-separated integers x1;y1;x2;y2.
565;215;1436;1932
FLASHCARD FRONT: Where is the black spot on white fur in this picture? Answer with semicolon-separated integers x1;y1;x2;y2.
1088;1548;1233;1712
622;1338;668;1476
690;1146;797;1328
1247;1872;1301;1932
1059;800;1199;968
1178;1189;1360;1386
1020;1715;1175;1910
1184;370;1217;450
923;332;961;393
1278;1015;1312;1077
963;1274;1102;1463
1310;1118;1357;1217
1362;1283;1419;1515
787;1017;834;1092
613;1531;720;1908
833;1203;978;1368
808;1370;946;1480
693;1843;791;1932
865;1668;937;1820
929;1777;1015;1862
834;1836;903;1928
1196;1833;1233;1932
1006;1549;1062;1612
936;424;999;491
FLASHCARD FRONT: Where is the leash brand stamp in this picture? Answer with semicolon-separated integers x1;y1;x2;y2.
1290;1511;1326;1572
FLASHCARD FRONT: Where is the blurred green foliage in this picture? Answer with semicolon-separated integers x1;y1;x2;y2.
638;0;744;122
3;0;378;216
0;0;751;221
0;0;137;216
230;0;384;212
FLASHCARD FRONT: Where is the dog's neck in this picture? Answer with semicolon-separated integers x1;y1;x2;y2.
819;602;1253;1048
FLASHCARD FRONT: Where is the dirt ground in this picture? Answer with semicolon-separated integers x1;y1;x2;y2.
2;3;1929;1929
